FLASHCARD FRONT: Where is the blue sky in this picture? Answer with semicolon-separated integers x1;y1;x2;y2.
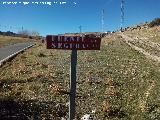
0;0;160;36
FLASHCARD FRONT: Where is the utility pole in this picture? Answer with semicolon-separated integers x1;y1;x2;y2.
121;0;124;31
79;26;82;34
101;9;104;32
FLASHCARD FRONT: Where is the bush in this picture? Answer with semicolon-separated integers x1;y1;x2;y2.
149;18;160;27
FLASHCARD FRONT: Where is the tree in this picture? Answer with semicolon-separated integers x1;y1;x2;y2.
18;30;30;37
31;31;39;37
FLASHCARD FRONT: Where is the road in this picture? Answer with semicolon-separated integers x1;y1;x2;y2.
0;42;35;66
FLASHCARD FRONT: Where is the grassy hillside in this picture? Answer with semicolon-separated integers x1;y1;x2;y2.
0;27;160;119
0;35;33;48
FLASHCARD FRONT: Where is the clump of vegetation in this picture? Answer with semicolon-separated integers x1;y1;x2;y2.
37;52;46;57
149;18;160;27
0;35;33;48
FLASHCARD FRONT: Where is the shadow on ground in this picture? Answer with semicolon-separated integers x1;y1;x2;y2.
0;99;67;120
0;79;67;120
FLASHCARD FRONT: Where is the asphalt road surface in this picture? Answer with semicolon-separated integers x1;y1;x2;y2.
0;42;35;65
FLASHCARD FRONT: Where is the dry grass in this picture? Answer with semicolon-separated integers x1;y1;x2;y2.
0;35;33;47
125;26;160;43
0;28;160;119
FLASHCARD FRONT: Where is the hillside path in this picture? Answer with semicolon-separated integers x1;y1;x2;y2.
119;33;160;63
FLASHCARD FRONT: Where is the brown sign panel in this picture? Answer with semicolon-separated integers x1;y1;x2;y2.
46;35;101;50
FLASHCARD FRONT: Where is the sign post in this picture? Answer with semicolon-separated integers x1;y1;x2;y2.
69;49;77;119
46;35;101;120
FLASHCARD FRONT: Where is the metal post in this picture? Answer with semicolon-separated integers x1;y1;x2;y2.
79;26;82;34
121;0;125;31
69;49;77;120
102;9;104;32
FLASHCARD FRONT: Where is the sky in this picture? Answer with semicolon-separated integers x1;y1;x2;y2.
0;0;160;36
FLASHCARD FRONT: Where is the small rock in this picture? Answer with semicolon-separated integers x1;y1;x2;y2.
81;114;93;120
92;109;96;113
61;117;66;120
65;102;69;107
